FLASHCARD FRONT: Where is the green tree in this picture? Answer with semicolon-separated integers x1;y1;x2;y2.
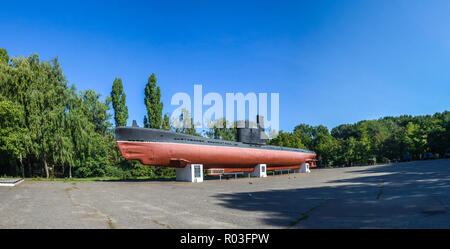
293;124;314;149
111;78;128;127
205;118;237;141
65;87;116;177
14;55;68;178
81;89;112;134
0;99;28;176
340;137;357;165
0;48;8;64
162;113;171;130
269;131;305;149
144;73;163;129
0;52;121;178
169;108;199;136
310;125;336;167
143;115;149;128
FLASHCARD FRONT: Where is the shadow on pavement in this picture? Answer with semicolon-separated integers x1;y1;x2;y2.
212;159;450;228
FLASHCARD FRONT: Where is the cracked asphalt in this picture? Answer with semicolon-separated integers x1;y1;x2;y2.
1;159;450;228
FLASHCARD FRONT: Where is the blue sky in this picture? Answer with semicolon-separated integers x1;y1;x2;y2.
1;0;449;132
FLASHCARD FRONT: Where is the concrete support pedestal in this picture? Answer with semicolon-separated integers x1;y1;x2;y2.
176;164;203;183
295;163;310;173
251;164;267;178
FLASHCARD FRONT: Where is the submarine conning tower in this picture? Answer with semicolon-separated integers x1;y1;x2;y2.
236;115;268;145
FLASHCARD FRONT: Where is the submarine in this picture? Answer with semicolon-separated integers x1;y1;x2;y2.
115;116;317;174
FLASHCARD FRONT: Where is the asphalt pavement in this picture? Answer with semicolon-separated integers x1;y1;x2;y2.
1;159;449;228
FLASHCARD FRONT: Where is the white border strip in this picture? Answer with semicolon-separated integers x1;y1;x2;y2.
0;178;24;187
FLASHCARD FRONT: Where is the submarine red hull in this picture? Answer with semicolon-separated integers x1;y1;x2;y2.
117;141;316;173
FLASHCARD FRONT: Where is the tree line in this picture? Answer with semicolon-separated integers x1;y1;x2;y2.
0;49;166;178
1;49;449;178
204;112;450;167
270;113;450;166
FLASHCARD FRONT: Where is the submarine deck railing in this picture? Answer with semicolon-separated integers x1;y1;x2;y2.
272;169;295;175
219;172;244;180
214;169;297;180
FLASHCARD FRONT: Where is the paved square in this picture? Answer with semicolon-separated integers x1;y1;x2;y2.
1;159;449;228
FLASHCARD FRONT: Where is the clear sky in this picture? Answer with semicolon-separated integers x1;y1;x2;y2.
1;0;449;131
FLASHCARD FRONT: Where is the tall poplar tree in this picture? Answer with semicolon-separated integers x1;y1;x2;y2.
143;115;149;128
0;48;8;64
111;78;128;127
144;73;163;129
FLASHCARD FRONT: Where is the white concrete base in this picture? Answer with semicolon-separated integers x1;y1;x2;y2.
251;164;267;178
299;163;310;173
175;164;203;183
